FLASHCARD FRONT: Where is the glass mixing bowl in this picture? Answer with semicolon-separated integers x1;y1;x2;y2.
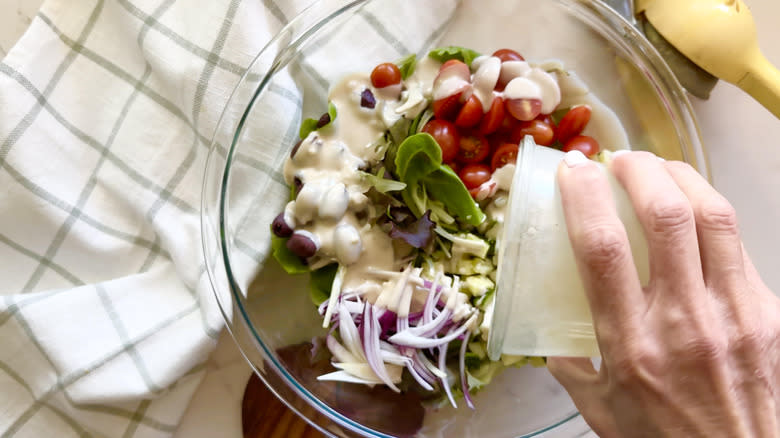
201;0;710;436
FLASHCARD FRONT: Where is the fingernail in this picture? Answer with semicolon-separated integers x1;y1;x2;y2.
563;150;589;167
611;150;630;158
657;156;666;162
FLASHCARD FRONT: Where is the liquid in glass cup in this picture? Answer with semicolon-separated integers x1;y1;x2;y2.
488;137;650;360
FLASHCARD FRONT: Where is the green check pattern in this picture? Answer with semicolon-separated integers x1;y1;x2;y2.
0;0;458;436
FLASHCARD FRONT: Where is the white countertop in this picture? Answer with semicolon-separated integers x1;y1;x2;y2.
2;1;779;437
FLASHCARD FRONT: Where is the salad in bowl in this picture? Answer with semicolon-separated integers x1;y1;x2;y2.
269;45;620;408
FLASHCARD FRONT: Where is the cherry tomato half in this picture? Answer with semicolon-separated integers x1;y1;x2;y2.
562;135;600;157
440;59;469;73
457;132;490;164
432;92;464;121
370;62;401;88
422;119;460;163
506;98;542;121
556;105;592;144
491;143;519;171
492;48;525;62
458;164;492;189
511;120;555;146
455;95;483;128
479;97;506;135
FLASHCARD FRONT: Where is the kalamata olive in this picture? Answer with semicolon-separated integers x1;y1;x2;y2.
271;212;293;237
316;112;331;128
290;139;303;159
293;176;303;195
360;88;376;109
286;231;318;258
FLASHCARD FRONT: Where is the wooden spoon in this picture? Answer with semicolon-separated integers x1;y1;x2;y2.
242;373;324;438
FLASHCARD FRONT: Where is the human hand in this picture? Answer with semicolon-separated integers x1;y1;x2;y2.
547;150;780;437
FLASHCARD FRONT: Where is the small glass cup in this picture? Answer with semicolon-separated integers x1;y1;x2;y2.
488;138;650;360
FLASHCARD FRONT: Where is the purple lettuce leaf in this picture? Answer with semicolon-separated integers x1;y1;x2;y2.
388;210;435;249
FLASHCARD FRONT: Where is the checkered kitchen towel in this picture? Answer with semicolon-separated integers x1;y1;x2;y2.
0;0;459;436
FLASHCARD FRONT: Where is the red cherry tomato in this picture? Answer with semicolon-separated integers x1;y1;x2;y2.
446;161;461;174
479;97;506;135
440;59;469;72
432;92;464;121
492;48;525;62
496;109;520;134
557;105;592;144
422;119;460;163
455;95;483;128
511;120;555;146
458;164;492;189
536;113;555;128
457;132;490;164
506;98;542;121
487;132;511;153
370;62;401;88
562;135;600;157
491;143;519;170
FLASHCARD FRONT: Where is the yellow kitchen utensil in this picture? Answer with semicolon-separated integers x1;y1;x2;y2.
637;0;780;118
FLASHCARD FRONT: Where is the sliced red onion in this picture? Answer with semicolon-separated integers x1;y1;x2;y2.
422;279;445;293
379;309;398;332
341;300;365;315
396;315;409;333
408;311;424;324
438;343;457;409
459;330;475;409
318;370;379;385
327;335;359;363
339;303;366;361
418;351;447;379
333;362;402;384
390;314;476;349
395;307;451;339
411;351;438;384
362;305;400;392
379;347;434;391
422;277;440;325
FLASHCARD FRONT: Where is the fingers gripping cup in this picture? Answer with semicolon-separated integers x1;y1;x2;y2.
487;137;650;360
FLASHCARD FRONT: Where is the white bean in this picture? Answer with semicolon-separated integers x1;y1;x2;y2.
319;182;349;220
294;183;324;224
333;223;362;265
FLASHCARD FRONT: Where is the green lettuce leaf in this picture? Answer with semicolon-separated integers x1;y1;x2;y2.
271;235;309;274
299;101;338;139
428;46;481;66
395;53;417;80
358;170;406;193
394;133;484;226
309;264;338;305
